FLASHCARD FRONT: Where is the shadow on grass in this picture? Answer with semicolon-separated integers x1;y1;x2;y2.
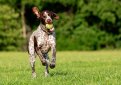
50;71;68;77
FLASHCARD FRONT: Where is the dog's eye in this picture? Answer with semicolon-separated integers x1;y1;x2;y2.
43;15;46;18
48;14;51;16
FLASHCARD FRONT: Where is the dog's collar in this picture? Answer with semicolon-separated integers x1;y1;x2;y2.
40;24;53;35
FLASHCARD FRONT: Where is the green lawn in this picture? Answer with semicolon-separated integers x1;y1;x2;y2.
0;51;121;85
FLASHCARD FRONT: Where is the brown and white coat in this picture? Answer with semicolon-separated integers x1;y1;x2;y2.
28;7;59;77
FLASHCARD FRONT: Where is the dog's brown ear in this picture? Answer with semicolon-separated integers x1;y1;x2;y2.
51;12;59;20
32;7;40;18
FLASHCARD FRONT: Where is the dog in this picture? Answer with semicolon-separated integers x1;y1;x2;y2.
28;7;59;77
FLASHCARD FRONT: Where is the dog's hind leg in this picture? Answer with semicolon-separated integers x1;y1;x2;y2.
43;53;50;77
50;45;56;69
45;62;49;77
28;37;36;78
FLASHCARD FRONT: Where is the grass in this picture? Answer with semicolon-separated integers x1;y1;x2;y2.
0;51;121;85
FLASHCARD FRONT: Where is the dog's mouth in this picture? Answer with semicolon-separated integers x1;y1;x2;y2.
45;24;54;32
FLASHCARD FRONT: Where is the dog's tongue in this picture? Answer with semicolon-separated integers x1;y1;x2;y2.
49;27;54;32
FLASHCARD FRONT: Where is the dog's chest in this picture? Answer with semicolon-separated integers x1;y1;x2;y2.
36;31;55;53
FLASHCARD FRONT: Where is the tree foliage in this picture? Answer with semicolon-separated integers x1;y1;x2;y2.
0;4;23;51
0;0;121;51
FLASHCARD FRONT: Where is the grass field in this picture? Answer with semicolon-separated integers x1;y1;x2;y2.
0;51;121;85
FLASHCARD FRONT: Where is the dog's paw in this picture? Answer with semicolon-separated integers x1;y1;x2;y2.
42;62;46;66
50;63;55;69
42;59;46;66
45;72;50;77
32;72;36;78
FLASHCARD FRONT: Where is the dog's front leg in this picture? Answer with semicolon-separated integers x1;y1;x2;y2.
36;47;46;66
50;45;56;69
28;37;36;78
29;54;36;78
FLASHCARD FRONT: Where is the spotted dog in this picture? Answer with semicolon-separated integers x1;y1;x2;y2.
28;7;59;77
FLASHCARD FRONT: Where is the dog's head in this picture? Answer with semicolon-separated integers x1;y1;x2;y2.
32;7;59;32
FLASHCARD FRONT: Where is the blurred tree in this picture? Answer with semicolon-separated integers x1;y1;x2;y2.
0;4;23;51
0;0;121;51
20;0;42;38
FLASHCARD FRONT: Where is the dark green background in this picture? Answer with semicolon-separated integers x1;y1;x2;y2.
0;0;121;51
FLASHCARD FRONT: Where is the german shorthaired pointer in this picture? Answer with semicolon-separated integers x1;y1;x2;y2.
28;7;59;77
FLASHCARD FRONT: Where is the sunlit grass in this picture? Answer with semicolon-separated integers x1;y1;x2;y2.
0;51;121;85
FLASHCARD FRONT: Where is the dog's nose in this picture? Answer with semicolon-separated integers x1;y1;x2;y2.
47;19;52;23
